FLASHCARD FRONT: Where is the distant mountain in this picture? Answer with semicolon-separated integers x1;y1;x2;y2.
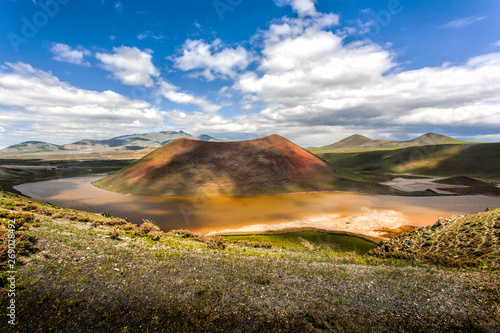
95;134;390;195
61;131;195;151
196;134;221;142
0;131;221;154
0;141;62;153
314;133;470;152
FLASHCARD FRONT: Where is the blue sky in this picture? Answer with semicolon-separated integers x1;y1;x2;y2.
0;0;499;148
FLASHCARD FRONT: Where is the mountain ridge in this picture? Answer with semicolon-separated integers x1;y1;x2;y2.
0;131;222;154
314;132;470;152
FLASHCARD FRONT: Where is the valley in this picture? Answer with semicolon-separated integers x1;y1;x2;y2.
1;131;499;332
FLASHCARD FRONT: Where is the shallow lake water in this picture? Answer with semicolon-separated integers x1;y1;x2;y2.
14;175;500;233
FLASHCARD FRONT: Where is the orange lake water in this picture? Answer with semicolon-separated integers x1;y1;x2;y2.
14;175;500;233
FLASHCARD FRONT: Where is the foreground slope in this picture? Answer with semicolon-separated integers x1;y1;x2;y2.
95;134;387;195
1;191;499;332
370;208;500;267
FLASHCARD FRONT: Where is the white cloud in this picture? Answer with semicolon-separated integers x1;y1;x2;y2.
224;11;500;145
50;43;90;66
274;0;318;17
137;31;165;40
146;5;500;146
259;13;339;45
143;3;500;147
462;133;500;142
157;80;221;113
491;40;500;47
441;15;485;29
0;62;163;145
96;46;159;87
173;39;253;81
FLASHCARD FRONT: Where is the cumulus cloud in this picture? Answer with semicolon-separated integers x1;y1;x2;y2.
96;46;159;87
50;43;91;66
223;10;500;145
4;2;498;148
0;62;163;145
150;4;500;146
173;39;253;81
157;80;221;113
441;15;485;29
274;0;318;17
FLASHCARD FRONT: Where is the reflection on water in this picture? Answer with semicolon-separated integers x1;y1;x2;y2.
14;175;500;233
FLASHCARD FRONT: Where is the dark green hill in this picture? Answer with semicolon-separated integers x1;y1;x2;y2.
317;143;500;181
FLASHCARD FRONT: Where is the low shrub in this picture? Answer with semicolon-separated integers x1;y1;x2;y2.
0;227;38;269
119;223;136;231
148;231;163;241
139;219;160;234
194;235;227;250
108;229;121;240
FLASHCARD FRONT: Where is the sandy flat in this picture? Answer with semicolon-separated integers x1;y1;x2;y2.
208;207;421;242
382;177;463;194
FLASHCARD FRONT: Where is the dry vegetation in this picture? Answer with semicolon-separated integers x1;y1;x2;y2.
370;208;500;268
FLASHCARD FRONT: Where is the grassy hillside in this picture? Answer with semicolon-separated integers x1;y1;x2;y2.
1;191;499;331
317;143;500;181
370;209;500;268
96;135;397;195
310;133;471;154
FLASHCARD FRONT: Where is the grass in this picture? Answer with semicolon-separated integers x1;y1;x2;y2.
0;190;499;331
225;231;376;255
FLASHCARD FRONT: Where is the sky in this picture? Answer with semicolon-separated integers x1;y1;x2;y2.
0;0;499;148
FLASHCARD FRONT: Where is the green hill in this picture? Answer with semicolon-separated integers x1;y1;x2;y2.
317;143;500;181
369;208;500;267
0;141;62;153
311;133;471;153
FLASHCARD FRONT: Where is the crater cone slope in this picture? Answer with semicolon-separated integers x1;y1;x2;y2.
95;134;382;195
